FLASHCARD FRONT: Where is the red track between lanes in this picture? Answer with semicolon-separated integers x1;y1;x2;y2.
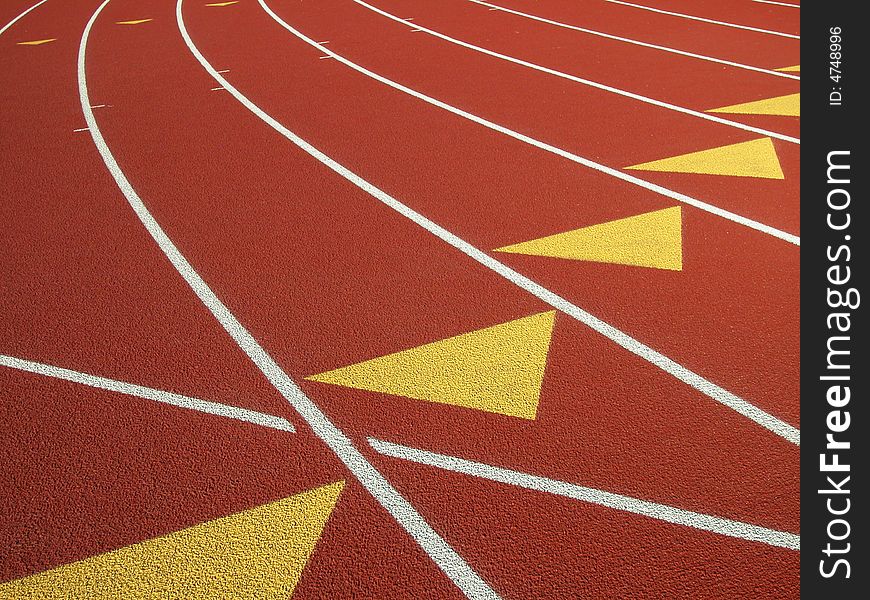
353;0;801;136
489;0;801;61
600;0;800;35
1;0;800;597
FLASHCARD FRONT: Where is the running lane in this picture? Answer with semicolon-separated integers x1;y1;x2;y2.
187;0;800;428
473;0;799;71
358;0;800;134
0;1;460;598
602;0;800;36
82;1;802;595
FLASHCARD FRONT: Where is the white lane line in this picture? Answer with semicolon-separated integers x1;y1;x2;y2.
369;438;800;551
466;0;798;80
0;0;50;38
81;2;499;598
259;0;800;245
605;0;800;39
1;354;295;432
353;0;799;143
182;0;799;445
753;0;799;7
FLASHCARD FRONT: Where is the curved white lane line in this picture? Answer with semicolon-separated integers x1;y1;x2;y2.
605;0;800;39
464;0;798;80
351;0;800;142
370;438;800;550
1;354;296;432
179;0;799;444
80;2;500;598
0;0;50;37
260;0;799;245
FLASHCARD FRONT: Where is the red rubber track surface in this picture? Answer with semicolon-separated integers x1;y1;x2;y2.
2;0;800;598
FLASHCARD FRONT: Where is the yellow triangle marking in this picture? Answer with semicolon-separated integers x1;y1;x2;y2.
116;19;153;25
776;65;800;72
206;1;239;6
495;207;683;271
0;481;344;599
16;38;56;46
307;312;557;420
707;93;800;116
625;137;784;179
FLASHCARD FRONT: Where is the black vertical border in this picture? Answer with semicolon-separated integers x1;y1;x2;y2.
801;1;867;597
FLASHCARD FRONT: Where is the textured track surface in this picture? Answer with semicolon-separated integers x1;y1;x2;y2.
1;1;799;598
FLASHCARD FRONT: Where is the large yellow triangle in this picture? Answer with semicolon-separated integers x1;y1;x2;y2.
206;1;239;6
0;481;344;599
776;65;800;72
707;93;800;116
307;312;556;420
494;206;682;271
16;38;56;46
116;19;153;25
625;137;784;179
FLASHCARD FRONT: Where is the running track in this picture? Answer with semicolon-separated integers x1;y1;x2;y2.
1;0;799;598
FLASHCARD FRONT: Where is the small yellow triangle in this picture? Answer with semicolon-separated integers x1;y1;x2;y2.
625;137;784;179
206;1;239;6
0;481;344;599
495;207;682;271
16;38;56;46
307;312;557;420
707;93;800;117
776;65;800;72
116;19;153;25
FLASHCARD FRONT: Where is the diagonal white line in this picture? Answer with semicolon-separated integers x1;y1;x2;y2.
0;354;295;432
259;0;799;244
465;0;798;80
0;0;50;37
77;1;500;598
369;438;800;551
178;0;799;444
605;0;800;39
